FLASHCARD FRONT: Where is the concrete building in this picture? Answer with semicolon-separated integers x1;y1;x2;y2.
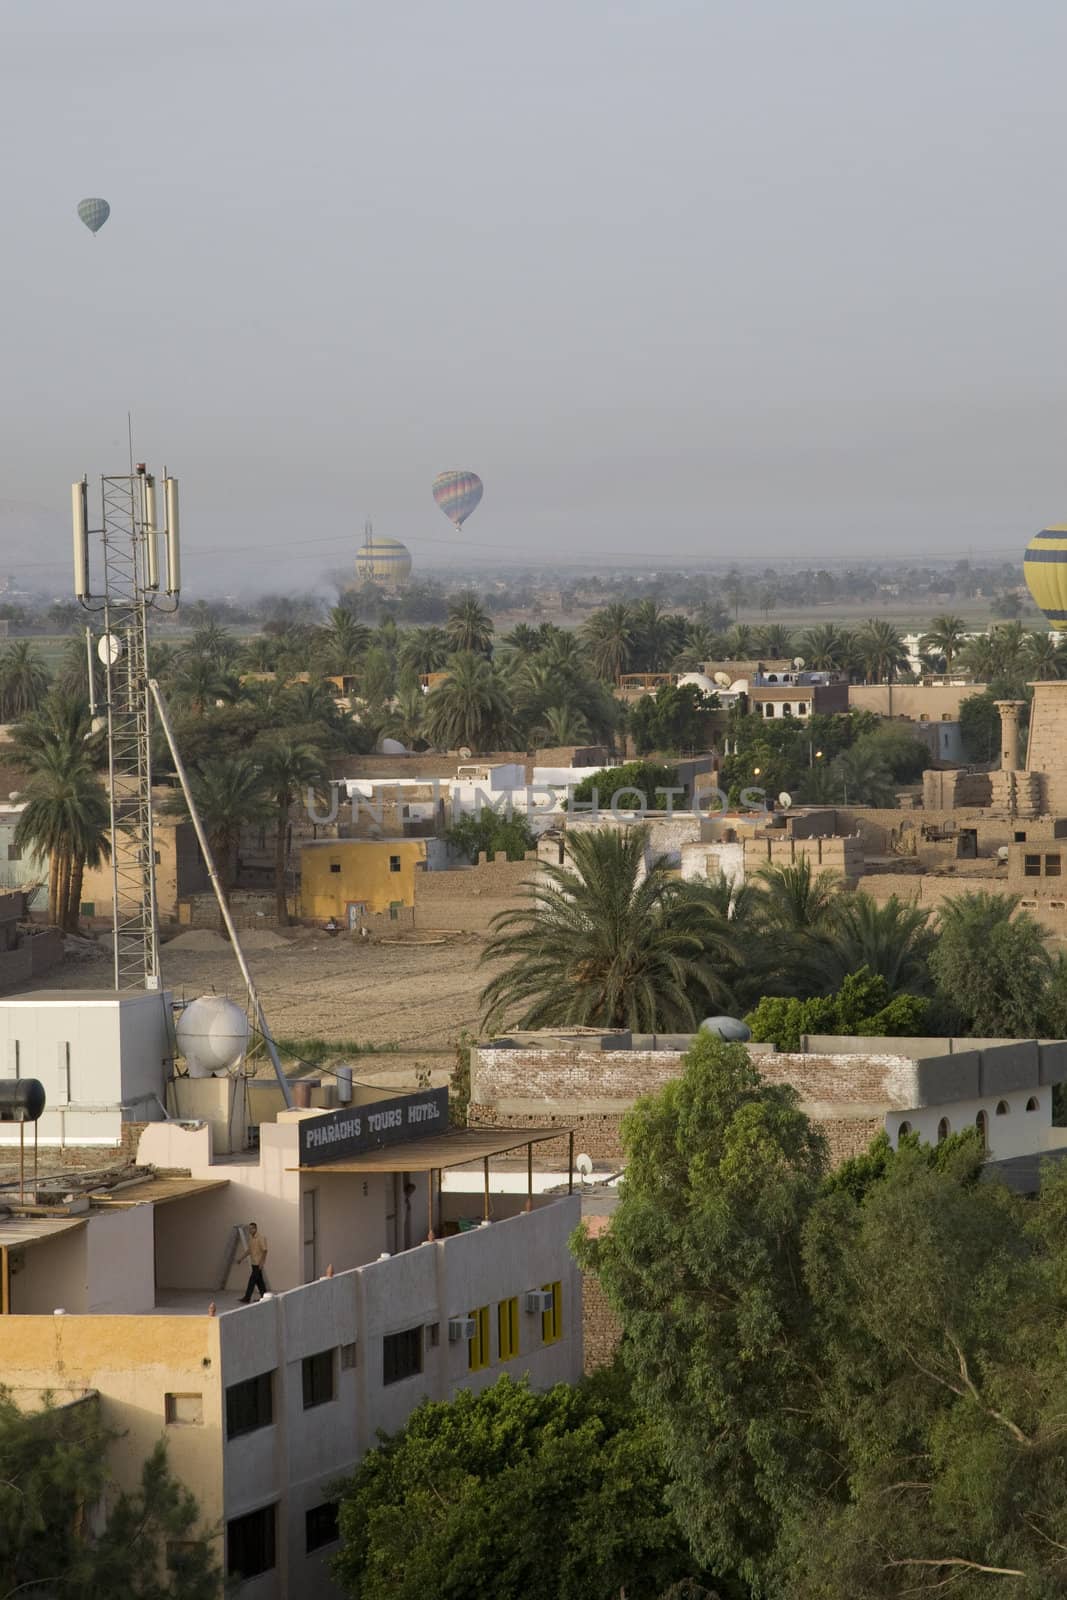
0;894;63;994
0;1084;583;1598
747;667;849;720
299;837;432;923
848;681;984;722
468;1029;1067;1184
0;802;46;908
80;806;209;926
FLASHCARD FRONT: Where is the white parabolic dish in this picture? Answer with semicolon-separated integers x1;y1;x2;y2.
176;994;251;1077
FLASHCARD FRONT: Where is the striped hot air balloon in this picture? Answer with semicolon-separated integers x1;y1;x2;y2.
77;198;110;235
1024;526;1067;624
432;470;483;529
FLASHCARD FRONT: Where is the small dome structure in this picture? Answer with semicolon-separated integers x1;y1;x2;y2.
355;525;412;589
176;995;250;1077
677;672;718;696
700;1016;752;1042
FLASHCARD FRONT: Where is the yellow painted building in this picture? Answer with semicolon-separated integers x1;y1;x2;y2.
299;838;427;921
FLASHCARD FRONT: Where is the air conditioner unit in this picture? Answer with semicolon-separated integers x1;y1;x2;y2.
448;1317;478;1342
525;1290;554;1315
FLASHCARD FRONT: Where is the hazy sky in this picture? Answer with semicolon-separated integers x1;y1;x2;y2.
2;0;1066;591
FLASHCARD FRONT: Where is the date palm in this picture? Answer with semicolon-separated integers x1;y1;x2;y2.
10;697;109;930
398;626;450;676
919;614;967;673
165;754;272;894
423;652;511;753
798;624;846;670
581;603;635;682
534;705;592;747
856;620;909;684
1024;630;1067;681
316;607;370;673
445;594;494;656
812;893;935;996
0;642;50;720
480;825;730;1032
256;737;327;924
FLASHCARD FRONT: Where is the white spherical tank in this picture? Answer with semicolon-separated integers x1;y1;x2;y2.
176;995;251;1078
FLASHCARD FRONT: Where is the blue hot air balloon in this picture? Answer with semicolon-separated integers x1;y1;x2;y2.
77;198;110;235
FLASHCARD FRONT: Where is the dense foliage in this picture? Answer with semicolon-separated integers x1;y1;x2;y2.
746;966;929;1050
578;1035;1067;1598
0;1394;216;1596
332;1371;714;1600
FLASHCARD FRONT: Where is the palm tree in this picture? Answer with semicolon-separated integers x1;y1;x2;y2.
813;893;935;996
0;642;50;720
798;624;845;670
445;594;494;656
10;699;109;930
423;653;511;752
757;623;793;658
581;604;634;682
855;620;909;684
534;705;592;747
165;755;272;893
316;607;370;673
378;681;426;749
256;737;327;925
398;626;450;676
55;635;104;705
754;858;840;936
169;656;238;716
831;745;898;807
479;825;730;1031
279;680;349;737
919;614;967;674
188;623;239;666
499;623;543;659
239;636;279;674
1024;630;1067;681
725;624;755;660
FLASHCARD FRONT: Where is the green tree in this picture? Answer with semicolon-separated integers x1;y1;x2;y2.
423;652;512;753
332;1373;709;1600
317;606;371;672
0;1394;217;1596
445;592;494;655
830;742;897;806
11;696;109;930
746;967;929;1050
169;653;238;716
919;613;967;672
629;683;718;756
581;602;635;681
0;640;50;719
445;809;534;863
566;759;682;812
479;825;730;1032
855;619;909;684
930;892;1053;1036
165;753;272;893
814;892;936;996
575;1035;828;1588
256;736;328;925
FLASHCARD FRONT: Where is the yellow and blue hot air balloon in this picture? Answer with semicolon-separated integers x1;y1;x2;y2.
1024;526;1067;624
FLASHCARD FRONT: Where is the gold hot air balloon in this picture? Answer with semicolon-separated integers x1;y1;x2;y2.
1024;526;1067;625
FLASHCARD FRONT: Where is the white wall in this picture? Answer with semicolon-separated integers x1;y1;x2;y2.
887;1086;1056;1159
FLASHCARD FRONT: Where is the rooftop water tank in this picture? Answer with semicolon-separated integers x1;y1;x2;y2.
176;995;251;1078
700;1016;752;1043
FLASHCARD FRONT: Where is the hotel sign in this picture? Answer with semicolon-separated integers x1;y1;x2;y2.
298;1087;449;1167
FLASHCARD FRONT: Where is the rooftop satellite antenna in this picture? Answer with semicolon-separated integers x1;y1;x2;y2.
793;656;806;669
778;791;793;808
713;671;731;688
575;1152;594;1182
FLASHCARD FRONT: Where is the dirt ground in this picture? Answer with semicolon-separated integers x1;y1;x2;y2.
29;928;499;1064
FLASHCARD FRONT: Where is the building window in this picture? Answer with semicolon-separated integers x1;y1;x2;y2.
468;1305;491;1372
896;1121;912;1144
937;1117;950;1143
164;1392;203;1426
302;1349;335;1410
497;1297;519;1362
1015;831;1027;843
1024;854;1041;877
541;1281;562;1345
1026;1096;1039;1112
225;1371;273;1439
227;1505;276;1582
782;704;793;716
389;855;401;872
764;705;775;718
305;1502;340;1553
995;1100;1010;1116
976;1109;988;1151
340;1342;357;1370
329;861;341;874
1047;854;1062;877
383;1326;423;1385
6;843;19;861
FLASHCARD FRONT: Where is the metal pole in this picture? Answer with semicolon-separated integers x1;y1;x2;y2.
568;1130;574;1195
426;1169;436;1242
526;1142;533;1213
482;1157;490;1222
86;626;96;717
18;1124;24;1205
147;678;293;1109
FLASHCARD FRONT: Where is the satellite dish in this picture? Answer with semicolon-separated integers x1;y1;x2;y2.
728;679;747;693
778;791;793;808
458;747;473;759
793;656;806;669
997;845;1010;860
378;737;407;755
89;716;106;736
713;671;731;688
575;1152;594;1180
701;1016;752;1042
97;633;122;665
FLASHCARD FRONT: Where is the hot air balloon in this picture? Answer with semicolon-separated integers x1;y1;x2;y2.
77;198;110;235
432;469;483;529
1024;526;1067;624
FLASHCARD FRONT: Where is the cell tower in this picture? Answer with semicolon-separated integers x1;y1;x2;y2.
73;465;180;990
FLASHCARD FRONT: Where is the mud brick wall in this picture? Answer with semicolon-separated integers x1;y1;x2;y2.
415;856;538;933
